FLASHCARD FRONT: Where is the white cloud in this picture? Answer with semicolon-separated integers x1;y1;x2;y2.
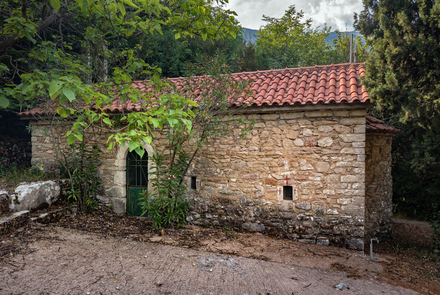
225;0;363;31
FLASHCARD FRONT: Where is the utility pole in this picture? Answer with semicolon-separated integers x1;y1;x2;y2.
353;35;357;63
349;34;353;63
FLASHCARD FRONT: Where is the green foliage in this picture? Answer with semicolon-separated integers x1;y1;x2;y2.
1;0;240;157
140;53;252;228
330;32;369;63
430;211;440;250
140;152;190;229
65;143;102;213
355;0;440;219
85;197;99;213
138;18;249;77
255;5;367;69
0;163;58;185
141;193;190;229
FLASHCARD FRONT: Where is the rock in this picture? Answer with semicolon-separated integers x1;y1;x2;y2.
327;209;339;215
316;162;330;172
298;239;315;244
293;138;304;146
316;237;330;246
0;190;8;201
335;283;348;290
296;202;311;210
279;212;293;220
112;198;126;214
9;181;60;212
0;210;30;235
242;222;265;232
318;137;333;147
150;236;163;242
345;238;364;250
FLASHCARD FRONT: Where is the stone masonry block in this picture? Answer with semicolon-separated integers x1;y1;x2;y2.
286;130;299;139
318;125;333;133
280;112;304;119
296;202;311;210
305;111;334;117
340;148;365;155
340;117;365;125
353;125;365;133
318;137;333;147
334;125;351;133
350;109;367;116
339;134;365;143
261;114;279;120
341;175;358;182
316;162;330;172
333;110;350;117
294;138;304;146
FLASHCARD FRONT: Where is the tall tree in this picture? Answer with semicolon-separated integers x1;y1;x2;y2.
355;0;440;217
256;5;331;69
255;5;366;69
0;0;239;155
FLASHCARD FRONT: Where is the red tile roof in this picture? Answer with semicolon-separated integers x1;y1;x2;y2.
19;63;369;116
228;63;369;107
366;115;400;134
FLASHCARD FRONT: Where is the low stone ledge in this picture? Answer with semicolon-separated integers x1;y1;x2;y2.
186;199;365;250
30;206;77;224
0;206;75;236
0;210;30;236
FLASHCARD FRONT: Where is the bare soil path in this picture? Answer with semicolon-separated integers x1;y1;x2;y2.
0;225;419;295
0;212;438;294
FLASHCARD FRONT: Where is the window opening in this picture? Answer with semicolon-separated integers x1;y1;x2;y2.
191;176;197;189
283;186;293;200
126;151;148;187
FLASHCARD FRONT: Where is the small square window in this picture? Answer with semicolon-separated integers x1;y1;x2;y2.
191;176;197;189
283;186;293;200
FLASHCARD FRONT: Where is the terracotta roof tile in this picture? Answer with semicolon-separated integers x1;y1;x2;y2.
366;115;400;134
19;63;370;116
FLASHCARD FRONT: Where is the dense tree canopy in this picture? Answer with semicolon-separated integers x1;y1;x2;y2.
255;5;367;70
0;0;239;155
355;0;440;217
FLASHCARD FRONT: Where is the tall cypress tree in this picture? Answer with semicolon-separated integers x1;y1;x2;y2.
355;0;440;218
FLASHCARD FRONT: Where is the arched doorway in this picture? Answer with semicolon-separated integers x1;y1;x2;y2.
126;150;148;216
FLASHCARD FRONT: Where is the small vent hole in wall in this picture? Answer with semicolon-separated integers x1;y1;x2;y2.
191;176;197;189
283;186;293;200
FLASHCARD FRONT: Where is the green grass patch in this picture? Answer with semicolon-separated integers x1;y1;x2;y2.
0;165;59;187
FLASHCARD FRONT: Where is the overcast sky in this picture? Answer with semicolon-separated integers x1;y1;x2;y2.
225;0;364;32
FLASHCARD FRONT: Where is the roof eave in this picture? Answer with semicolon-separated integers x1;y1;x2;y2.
228;101;372;115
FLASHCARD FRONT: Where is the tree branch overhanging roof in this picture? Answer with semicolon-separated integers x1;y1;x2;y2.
19;63;370;117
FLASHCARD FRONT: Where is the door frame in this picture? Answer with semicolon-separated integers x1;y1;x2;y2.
114;142;155;214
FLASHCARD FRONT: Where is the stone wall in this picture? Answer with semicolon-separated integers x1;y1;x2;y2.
29;121;156;214
184;108;367;250
365;133;393;240
29;107;368;250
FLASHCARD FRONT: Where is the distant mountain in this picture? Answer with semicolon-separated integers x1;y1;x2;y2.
324;31;364;44
241;28;364;45
242;28;258;44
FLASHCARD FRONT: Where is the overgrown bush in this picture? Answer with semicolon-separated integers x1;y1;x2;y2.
0;162;58;186
430;211;440;250
140;152;190;229
64;143;101;213
139;53;252;229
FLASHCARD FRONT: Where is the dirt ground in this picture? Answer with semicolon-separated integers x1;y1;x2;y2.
0;211;439;294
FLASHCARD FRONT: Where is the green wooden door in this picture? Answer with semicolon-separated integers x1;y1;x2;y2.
126;151;148;216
